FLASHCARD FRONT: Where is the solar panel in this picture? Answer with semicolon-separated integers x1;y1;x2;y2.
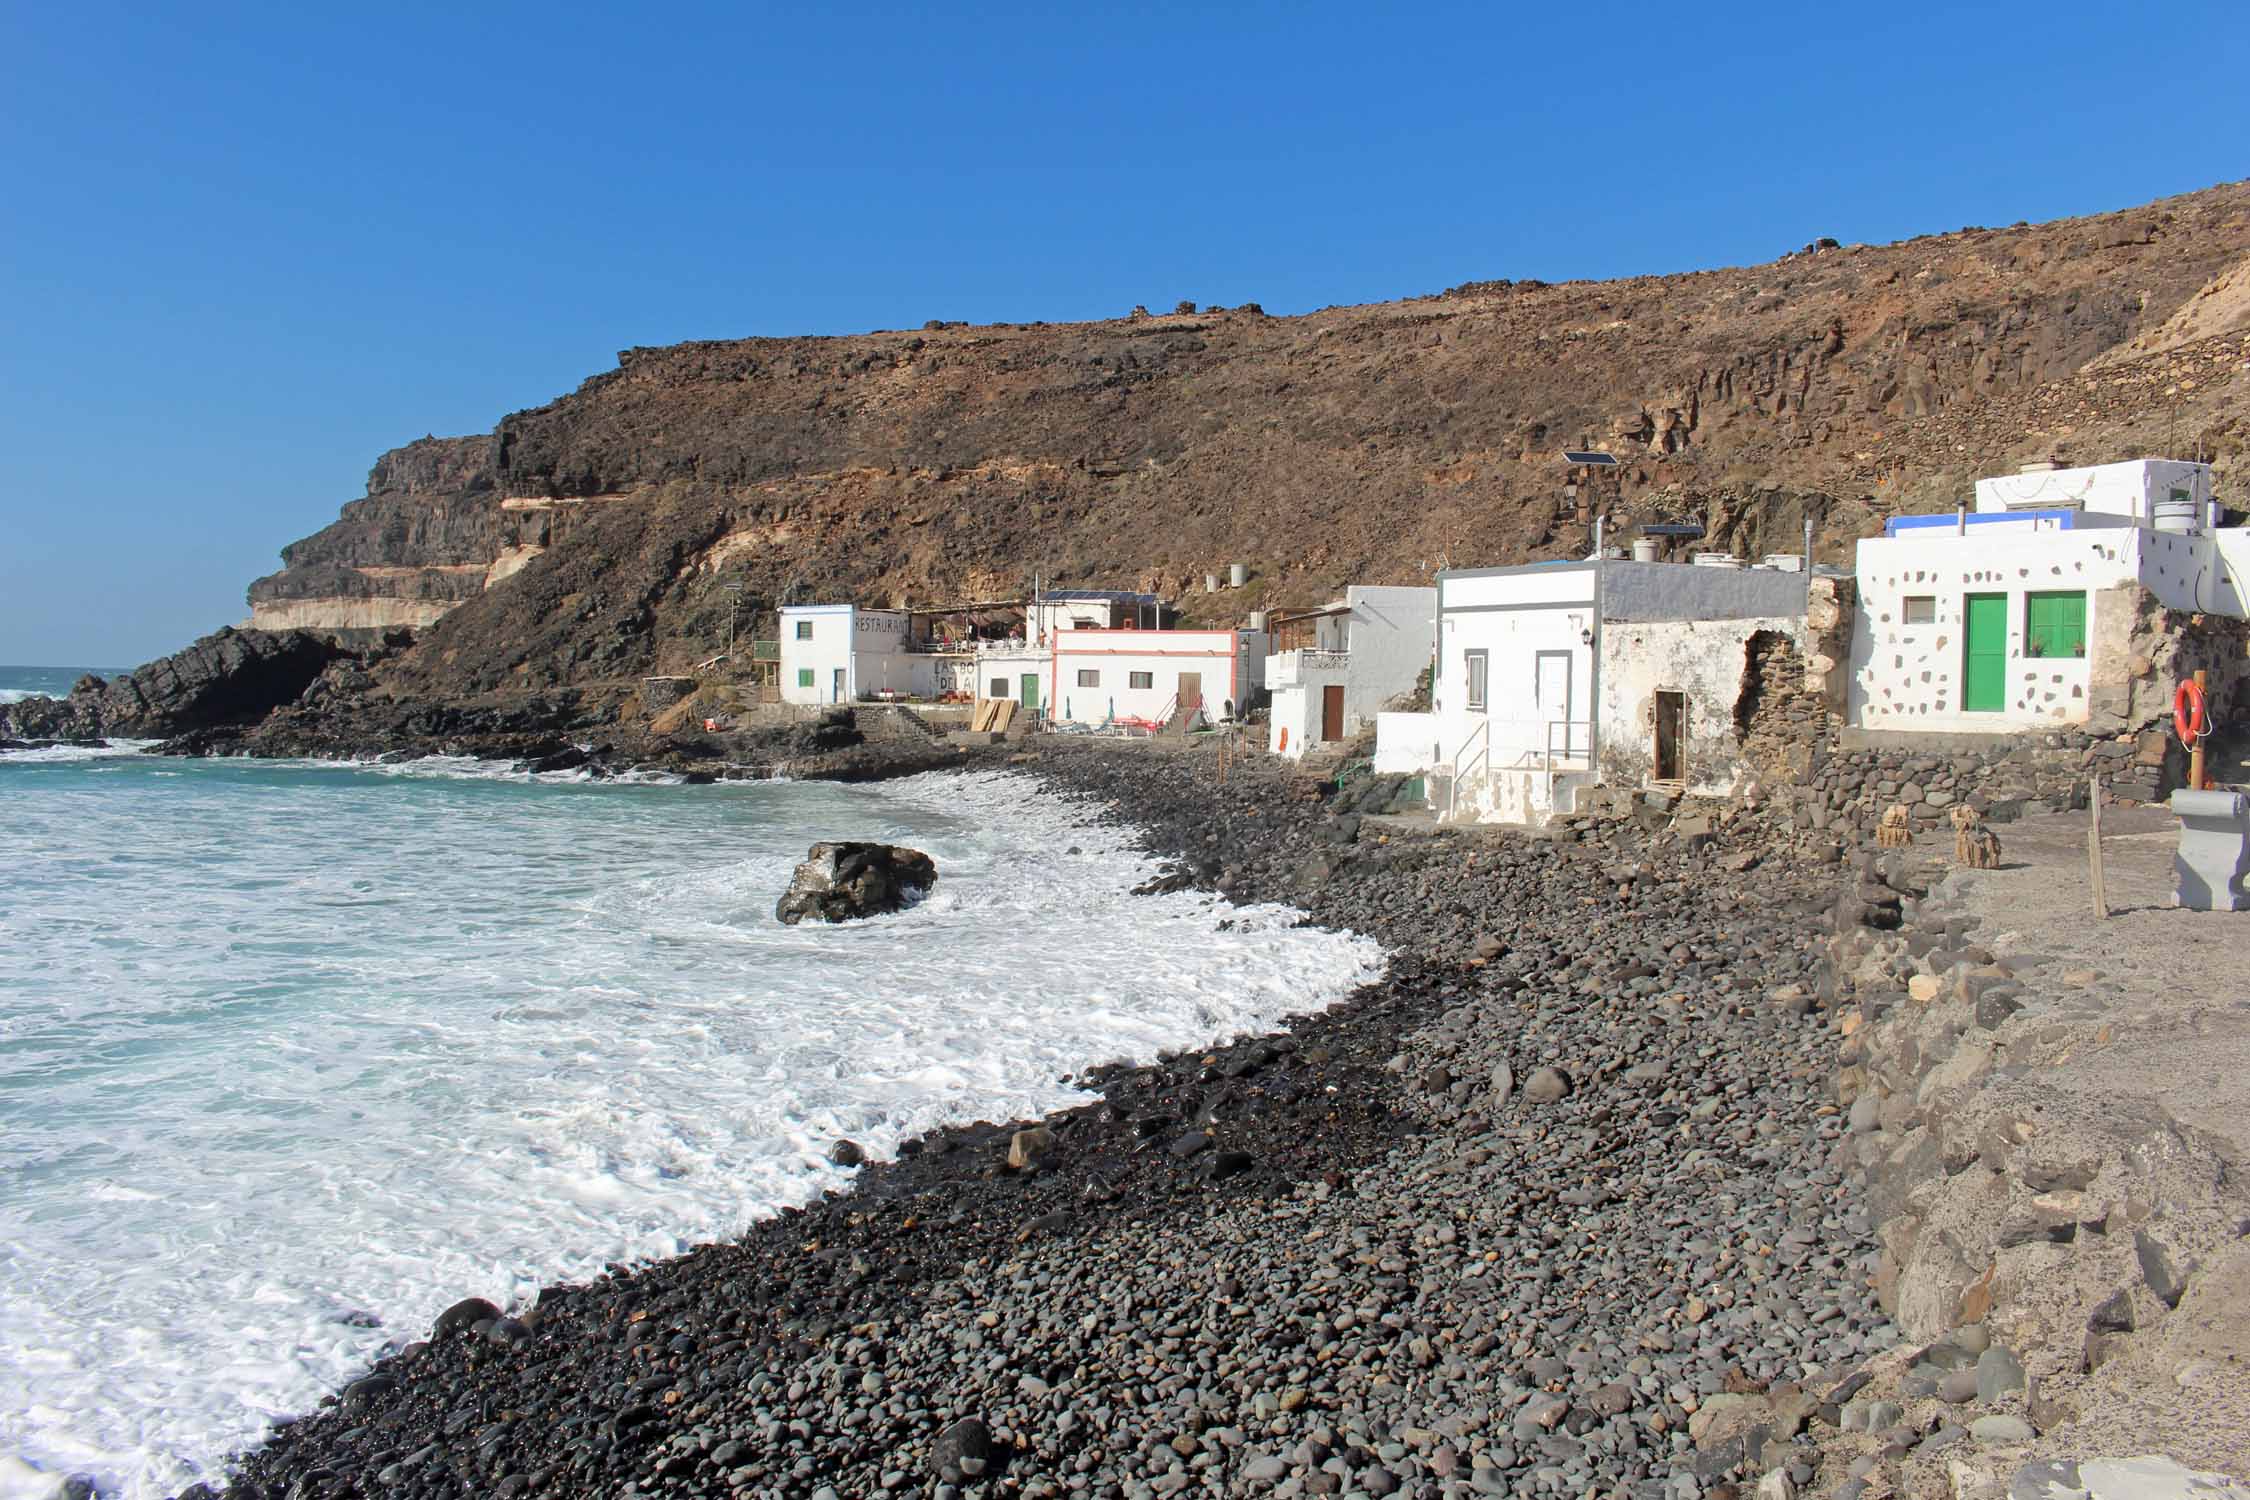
1640;523;1706;538
1562;450;1619;466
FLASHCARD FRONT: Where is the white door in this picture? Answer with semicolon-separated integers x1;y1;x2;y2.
1534;651;1576;758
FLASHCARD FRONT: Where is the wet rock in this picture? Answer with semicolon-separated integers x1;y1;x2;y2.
1007;1127;1055;1170
775;841;937;925
432;1297;501;1338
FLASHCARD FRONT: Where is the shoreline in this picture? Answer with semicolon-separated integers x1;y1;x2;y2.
171;737;1881;1500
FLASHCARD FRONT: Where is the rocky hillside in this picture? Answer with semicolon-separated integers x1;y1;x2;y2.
231;179;2250;699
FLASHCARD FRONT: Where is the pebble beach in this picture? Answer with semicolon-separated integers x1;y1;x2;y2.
203;737;1884;1500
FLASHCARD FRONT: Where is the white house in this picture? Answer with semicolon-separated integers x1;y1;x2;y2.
1267;585;1437;758
1969;456;2218;529
1850;458;2249;733
1379;558;1812;823
974;643;1056;719
1025;589;1163;644
1049;627;1268;729
778;604;924;705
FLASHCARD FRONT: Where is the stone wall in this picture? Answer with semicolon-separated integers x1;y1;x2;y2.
1816;852;2250;1491
1764;732;2103;846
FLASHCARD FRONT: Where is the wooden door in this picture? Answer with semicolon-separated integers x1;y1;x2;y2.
1320;684;1345;741
1654;690;1687;782
1020;674;1040;714
1177;672;1203;712
1963;593;2007;711
831;667;846;704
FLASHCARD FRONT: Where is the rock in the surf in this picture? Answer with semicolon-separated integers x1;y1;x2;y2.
774;841;937;925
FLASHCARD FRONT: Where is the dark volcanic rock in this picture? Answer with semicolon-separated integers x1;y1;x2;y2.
0;627;344;740
774;841;938;925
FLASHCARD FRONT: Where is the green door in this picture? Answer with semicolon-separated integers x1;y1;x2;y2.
1020;674;1040;715
1963;593;2007;713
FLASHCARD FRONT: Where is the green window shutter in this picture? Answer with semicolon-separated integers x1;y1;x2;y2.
2025;592;2086;659
797;668;814;687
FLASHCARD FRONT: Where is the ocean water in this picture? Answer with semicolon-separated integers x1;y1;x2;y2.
0;666;124;709
0;691;1383;1499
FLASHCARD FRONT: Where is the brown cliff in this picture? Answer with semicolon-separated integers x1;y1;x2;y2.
247;181;2250;703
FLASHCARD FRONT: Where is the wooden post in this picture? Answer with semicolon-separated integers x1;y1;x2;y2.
2089;772;2108;921
2189;668;2210;792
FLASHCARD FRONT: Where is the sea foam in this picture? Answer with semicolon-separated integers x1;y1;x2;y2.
0;760;1381;1499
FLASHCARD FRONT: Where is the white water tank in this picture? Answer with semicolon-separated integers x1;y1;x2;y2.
1631;538;1662;563
1247;610;1268;631
1205;573;1220;593
1692;552;1743;569
1759;554;1806;572
1229;562;1249;588
2153;496;2200;533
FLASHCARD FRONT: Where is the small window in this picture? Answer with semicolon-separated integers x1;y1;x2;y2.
1129;670;1153;689
796;668;814;687
988;678;1009;698
1902;596;1937;625
1464;649;1489;711
2026;591;2087;659
1077;669;1100;687
794;620;813;640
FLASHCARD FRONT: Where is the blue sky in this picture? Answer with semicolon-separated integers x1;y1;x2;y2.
2;1;2243;666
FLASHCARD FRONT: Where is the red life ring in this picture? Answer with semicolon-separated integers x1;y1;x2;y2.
2175;680;2209;742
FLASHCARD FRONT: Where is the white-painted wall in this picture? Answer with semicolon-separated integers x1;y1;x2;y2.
1974;459;2216;526
851;609;924;700
1050;629;1263;727
1373;712;1438;773
973;646;1053;716
1849;530;2138;731
779;605;857;705
1343;585;1436;725
1267;653;1347;758
780;605;923;703
1430;565;1599;823
1026;594;1160;645
2139;526;2250;616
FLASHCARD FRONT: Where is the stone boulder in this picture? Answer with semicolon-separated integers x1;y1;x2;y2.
775;841;937;926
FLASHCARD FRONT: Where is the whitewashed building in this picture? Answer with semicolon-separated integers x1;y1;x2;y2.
1849;458;2250;733
1025;589;1163;642
778;604;924;705
973;643;1056;719
1267;586;1437;758
1049;627;1268;729
1379;559;1811;823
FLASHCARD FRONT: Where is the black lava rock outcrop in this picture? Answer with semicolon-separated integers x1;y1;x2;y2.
0;627;344;740
774;841;938;925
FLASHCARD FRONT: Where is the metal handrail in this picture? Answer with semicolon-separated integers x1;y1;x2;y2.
1543;718;1593;767
1541;719;1595;809
1452;717;1490;789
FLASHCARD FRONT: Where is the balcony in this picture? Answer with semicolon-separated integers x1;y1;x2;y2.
1270;648;1349;687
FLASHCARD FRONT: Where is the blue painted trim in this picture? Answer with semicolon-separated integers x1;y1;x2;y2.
1884;509;2079;537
